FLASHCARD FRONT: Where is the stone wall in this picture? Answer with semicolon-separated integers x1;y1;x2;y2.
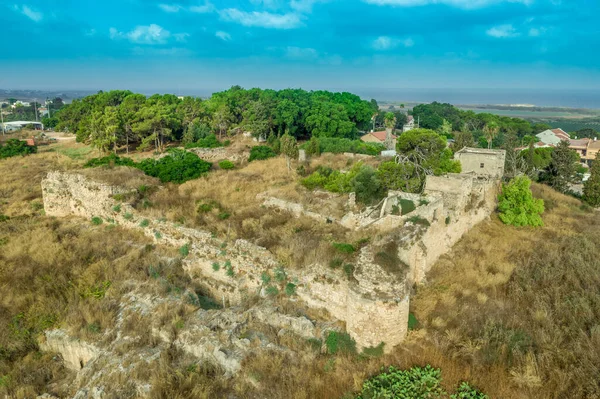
42;171;410;353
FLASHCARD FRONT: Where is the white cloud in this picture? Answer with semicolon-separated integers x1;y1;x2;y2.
528;26;546;37
158;3;182;13
286;46;318;58
110;24;187;45
290;0;324;12
372;36;414;50
363;0;532;9
486;24;519;38
220;8;302;29
13;4;43;22
216;31;231;41
190;2;215;13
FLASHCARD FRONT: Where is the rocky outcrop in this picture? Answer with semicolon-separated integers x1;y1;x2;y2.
39;330;100;371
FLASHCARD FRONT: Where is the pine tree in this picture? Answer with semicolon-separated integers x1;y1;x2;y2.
546;140;579;193
280;133;299;171
583;154;600;207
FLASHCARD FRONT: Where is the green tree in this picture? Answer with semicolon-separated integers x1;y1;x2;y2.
483;122;499;149
212;104;234;139
305;136;320;157
546;140;579;193
451;130;474;152
583;154;600;207
439;118;453;138
498;176;544;227
280;133;299;171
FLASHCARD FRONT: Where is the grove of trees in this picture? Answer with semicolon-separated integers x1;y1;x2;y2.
54;87;379;153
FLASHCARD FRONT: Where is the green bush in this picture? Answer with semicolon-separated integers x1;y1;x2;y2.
85;150;211;184
179;243;190;257
399;199;416;215
248;145;277;162
137;150;212;184
123;212;133;220
285;282;296;296
450;383;488;399
91;216;103;225
139;219;150;227
112;204;121;213
218;160;235;170
351;165;382;204
302;137;384;156
332;242;356;254
408;313;419;330
377;161;422;193
0;139;37;159
356;365;446;399
84;154;136;168
498;176;544;227
184;134;224;149
325;331;356;355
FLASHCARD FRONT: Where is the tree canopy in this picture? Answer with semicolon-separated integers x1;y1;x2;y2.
54;88;378;153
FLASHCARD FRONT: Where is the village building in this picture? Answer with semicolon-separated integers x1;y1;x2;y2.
360;130;396;145
454;147;506;178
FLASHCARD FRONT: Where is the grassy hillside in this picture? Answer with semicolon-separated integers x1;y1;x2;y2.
1;143;600;398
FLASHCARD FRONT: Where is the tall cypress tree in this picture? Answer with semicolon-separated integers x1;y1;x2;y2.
584;154;600;207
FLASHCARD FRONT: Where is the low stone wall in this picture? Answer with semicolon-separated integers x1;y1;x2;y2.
42;172;411;353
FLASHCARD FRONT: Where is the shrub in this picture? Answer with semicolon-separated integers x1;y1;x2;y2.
265;285;279;296
498;176;544;227
351;165;383;204
212;262;220;271
139;219;150;228
0;139;37;159
356;365;446;399
248;145;277;162
91;216;103;225
329;258;343;269
179;243;190;257
583;154;600;207
218;212;230;220
325;331;356;355
302;137;384;156
285;283;296;296
261;272;271;285
343;263;355;278
362;343;385;358
184;134;224;149
84;154;136;168
305;136;321;157
112;204;121;213
377;161;422;193
408;313;419;330
407;216;430;227
451;383;488;399
332;242;356;254
137;150;212;184
123;212;133;220
218;160;235;170
399;199;416;215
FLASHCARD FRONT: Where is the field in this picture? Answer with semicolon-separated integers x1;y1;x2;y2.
1;138;600;398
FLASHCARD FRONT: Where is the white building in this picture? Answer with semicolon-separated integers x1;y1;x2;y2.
1;121;44;132
403;115;415;132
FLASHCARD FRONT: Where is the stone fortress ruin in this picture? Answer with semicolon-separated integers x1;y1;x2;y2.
40;147;505;381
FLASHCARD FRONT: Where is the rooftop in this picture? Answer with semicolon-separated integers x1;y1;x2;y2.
455;147;506;155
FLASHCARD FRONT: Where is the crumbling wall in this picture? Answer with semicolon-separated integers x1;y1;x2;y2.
42;171;410;353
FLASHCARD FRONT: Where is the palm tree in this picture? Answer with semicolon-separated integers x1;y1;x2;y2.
483;122;499;149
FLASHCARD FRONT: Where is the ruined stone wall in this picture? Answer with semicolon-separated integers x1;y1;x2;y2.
42;171;410;353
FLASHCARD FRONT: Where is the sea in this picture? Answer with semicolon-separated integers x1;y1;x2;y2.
344;88;600;109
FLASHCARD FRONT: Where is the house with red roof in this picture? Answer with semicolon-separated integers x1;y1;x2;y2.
360;130;396;144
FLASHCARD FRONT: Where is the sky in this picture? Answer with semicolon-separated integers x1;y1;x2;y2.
1;0;599;92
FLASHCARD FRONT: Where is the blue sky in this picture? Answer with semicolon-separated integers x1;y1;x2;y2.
1;0;599;92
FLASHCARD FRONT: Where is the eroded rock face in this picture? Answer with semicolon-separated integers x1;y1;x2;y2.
39;330;100;371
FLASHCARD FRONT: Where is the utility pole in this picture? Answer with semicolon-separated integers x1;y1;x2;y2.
34;98;38;122
1;106;4;136
47;97;51;118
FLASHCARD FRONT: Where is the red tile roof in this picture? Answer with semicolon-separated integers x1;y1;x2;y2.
551;128;570;139
366;131;397;142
